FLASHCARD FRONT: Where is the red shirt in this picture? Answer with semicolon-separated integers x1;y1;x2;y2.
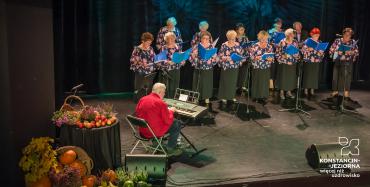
136;93;174;138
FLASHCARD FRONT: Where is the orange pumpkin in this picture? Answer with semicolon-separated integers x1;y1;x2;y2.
59;150;77;165
82;175;96;187
103;169;117;182
69;160;87;177
26;175;51;187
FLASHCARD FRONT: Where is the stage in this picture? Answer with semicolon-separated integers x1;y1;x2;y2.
86;90;370;186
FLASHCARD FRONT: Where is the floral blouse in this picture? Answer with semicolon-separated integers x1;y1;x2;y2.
156;26;183;50
155;45;184;71
301;38;325;63
275;38;301;65
249;42;274;69
191;31;213;47
129;46;156;75
217;42;245;70
329;38;359;62
188;43;218;70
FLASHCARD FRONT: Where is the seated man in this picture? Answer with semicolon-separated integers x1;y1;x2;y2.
135;82;182;156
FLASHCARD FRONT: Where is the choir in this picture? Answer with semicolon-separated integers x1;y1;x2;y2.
130;17;360;110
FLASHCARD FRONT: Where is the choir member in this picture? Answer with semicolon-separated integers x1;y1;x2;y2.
191;21;213;47
217;30;245;110
156;32;185;98
156;17;183;50
130;32;156;94
292;21;309;48
301;28;325;97
268;17;283;96
249;30;275;104
275;28;300;100
235;23;250;92
189;31;218;111
329;27;359;101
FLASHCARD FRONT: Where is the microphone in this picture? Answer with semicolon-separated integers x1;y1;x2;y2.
71;84;84;91
336;34;343;37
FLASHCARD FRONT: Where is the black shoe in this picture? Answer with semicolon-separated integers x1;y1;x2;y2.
207;103;218;114
219;101;227;111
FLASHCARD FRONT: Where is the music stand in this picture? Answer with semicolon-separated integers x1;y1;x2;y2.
279;59;311;117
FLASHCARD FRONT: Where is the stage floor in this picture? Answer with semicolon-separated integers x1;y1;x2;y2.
86;90;370;186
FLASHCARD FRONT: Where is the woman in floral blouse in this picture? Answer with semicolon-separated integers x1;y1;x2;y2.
301;28;325;98
189;31;217;111
268;18;283;95
130;32;156;94
249;30;274;103
217;30;245;110
156;17;183;50
329;27;359;100
156;32;185;98
235;23;250;93
191;21;213;47
275;28;300;100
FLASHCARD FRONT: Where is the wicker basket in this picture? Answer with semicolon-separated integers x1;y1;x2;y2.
56;146;94;175
60;95;85;111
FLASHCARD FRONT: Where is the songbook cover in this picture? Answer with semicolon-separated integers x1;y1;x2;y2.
172;48;192;64
285;45;299;55
198;44;218;61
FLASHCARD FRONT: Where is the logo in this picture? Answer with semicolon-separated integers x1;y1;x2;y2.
338;137;360;156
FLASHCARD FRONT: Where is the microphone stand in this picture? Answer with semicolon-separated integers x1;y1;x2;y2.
335;60;359;115
279;55;311;117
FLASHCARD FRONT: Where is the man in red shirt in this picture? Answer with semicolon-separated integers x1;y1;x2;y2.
136;82;182;155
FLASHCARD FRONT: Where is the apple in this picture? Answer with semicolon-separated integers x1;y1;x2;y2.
107;120;112;125
96;121;101;127
101;121;106;126
101;115;106;121
90;121;96;128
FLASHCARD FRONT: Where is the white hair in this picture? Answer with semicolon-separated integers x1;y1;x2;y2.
164;32;176;42
152;83;166;94
166;17;177;26
285;28;294;36
226;30;237;40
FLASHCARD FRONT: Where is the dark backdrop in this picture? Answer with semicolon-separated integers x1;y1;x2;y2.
54;0;370;105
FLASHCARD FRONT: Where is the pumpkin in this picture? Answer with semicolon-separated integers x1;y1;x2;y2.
82;175;96;187
59;149;77;165
69;160;87;177
26;175;51;187
103;169;117;182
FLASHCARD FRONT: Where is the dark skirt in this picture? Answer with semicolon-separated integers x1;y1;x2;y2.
158;69;180;98
237;62;249;88
276;63;297;91
332;61;353;91
192;69;213;99
251;68;270;99
302;62;320;89
134;72;154;91
218;68;239;100
270;62;278;80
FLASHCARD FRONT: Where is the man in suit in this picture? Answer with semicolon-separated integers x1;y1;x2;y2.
293;21;309;48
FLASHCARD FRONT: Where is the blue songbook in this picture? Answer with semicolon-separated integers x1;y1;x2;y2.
154;50;168;63
172;48;192;64
230;53;246;63
316;42;329;51
198;44;218;61
305;38;329;51
338;44;351;52
261;53;275;61
272;32;286;44
285;45;299;55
